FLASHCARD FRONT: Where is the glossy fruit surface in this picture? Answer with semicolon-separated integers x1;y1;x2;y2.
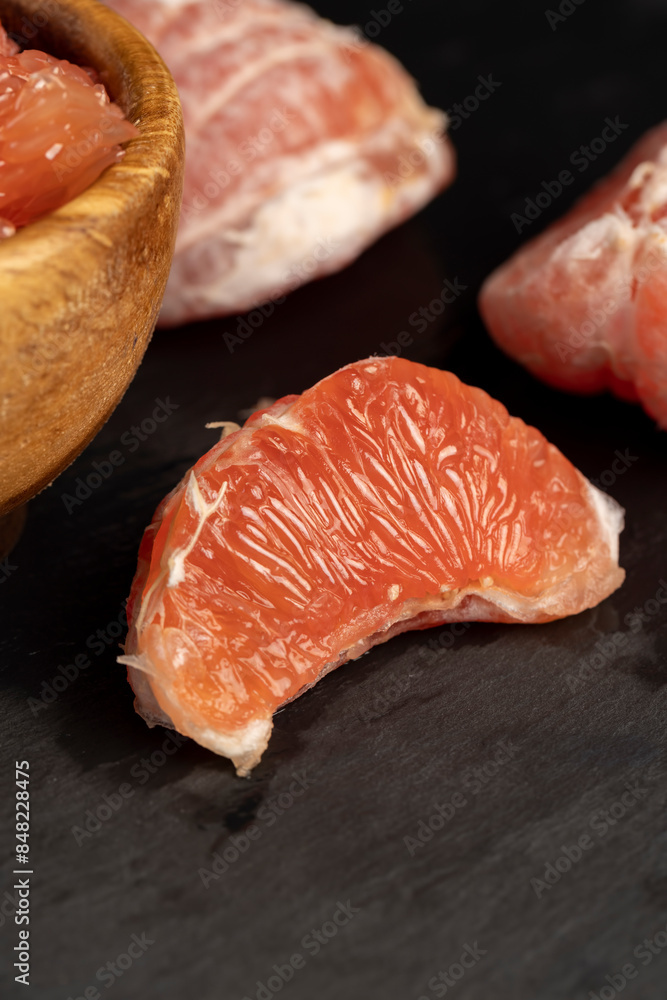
104;0;455;324
0;19;137;234
480;123;667;427
120;358;624;774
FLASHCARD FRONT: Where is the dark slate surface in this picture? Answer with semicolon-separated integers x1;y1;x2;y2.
2;1;667;997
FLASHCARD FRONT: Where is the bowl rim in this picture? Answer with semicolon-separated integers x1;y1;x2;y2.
0;0;184;515
0;0;182;262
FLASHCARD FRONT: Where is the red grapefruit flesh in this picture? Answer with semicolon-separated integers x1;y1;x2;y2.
119;357;624;775
479;123;667;427
0;19;137;234
103;0;455;325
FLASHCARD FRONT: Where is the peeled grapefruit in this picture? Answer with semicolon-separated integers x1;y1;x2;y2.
0;19;137;234
103;0;455;325
119;357;624;775
479;123;667;428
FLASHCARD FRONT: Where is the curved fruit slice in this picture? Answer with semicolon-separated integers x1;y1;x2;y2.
104;0;455;325
0;19;137;234
119;357;624;775
479;122;667;428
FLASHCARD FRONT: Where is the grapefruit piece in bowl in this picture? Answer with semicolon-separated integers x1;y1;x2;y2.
0;18;138;235
479;122;667;428
0;0;183;517
119;357;624;775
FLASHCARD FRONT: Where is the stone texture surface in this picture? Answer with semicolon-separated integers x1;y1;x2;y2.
1;1;666;997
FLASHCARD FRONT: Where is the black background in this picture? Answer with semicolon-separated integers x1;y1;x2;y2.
2;1;667;998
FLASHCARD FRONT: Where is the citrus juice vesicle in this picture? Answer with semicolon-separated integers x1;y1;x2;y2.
119;357;624;775
0;18;137;234
480;123;667;428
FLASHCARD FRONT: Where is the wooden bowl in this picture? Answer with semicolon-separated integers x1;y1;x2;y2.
0;0;184;518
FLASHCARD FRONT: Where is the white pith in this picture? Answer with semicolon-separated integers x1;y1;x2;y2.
120;472;623;777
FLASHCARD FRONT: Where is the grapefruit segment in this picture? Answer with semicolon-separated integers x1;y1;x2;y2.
103;0;455;324
479;122;667;427
119;358;624;774
0;19;138;232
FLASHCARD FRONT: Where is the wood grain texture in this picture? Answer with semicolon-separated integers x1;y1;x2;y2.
0;0;184;514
